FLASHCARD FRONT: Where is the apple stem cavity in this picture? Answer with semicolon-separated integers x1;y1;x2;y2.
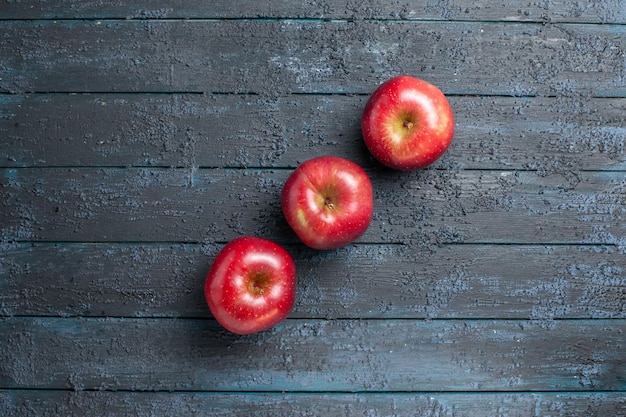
248;272;269;295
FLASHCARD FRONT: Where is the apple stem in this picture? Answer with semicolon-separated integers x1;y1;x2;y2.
403;120;414;129
325;198;335;210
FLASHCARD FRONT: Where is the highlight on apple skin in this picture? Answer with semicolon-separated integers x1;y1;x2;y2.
361;75;455;171
281;156;374;250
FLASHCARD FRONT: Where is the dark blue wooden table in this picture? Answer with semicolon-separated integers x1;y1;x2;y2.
1;1;625;415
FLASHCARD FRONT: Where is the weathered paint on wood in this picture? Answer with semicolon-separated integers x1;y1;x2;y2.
2;0;625;23
2;391;626;417
1;242;624;320
1;317;624;392
1;20;624;96
2;94;625;170
2;168;625;244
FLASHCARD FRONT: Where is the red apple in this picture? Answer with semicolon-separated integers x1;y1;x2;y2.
205;236;296;335
281;156;373;250
361;75;454;170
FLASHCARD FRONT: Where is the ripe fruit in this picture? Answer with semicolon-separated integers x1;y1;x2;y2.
281;156;374;250
361;75;454;170
205;236;296;335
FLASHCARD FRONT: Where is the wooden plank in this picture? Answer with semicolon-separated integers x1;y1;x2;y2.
2;0;625;23
1;21;624;96
2;391;626;417
2;94;625;171
0;93;193;168
1;317;624;391
2;168;625;245
1;243;625;320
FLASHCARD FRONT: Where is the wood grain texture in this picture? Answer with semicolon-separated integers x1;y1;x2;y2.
1;242;625;320
2;391;626;417
1;20;624;96
2;168;625;245
2;94;625;170
1;317;624;392
3;0;625;23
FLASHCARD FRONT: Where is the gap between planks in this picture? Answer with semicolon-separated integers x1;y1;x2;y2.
1;17;626;26
2;91;625;99
2;387;626;394
4;315;626;322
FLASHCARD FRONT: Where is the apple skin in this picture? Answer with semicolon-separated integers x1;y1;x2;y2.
361;75;454;171
281;156;374;250
205;236;296;335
